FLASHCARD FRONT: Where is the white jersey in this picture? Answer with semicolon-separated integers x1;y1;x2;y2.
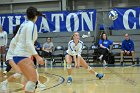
12;20;38;57
66;40;84;56
0;31;7;46
6;38;16;61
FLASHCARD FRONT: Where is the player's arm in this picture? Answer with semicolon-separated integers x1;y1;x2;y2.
68;42;77;66
26;24;44;65
68;41;76;55
76;42;83;68
9;38;16;48
78;42;83;57
25;24;38;55
10;30;19;48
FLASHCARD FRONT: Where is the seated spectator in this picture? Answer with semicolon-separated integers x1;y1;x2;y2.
120;34;135;65
98;32;118;66
41;37;54;58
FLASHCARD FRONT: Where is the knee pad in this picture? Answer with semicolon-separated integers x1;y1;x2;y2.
87;66;92;71
67;64;72;69
13;73;22;79
25;81;36;92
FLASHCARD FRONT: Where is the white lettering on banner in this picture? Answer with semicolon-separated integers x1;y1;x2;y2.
0;16;6;26
81;12;94;31
139;13;140;27
51;14;64;32
66;13;79;32
15;16;21;25
0;10;96;33
123;9;136;29
8;16;14;34
39;17;50;33
8;16;21;34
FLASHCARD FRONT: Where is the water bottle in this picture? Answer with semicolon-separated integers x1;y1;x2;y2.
88;32;91;37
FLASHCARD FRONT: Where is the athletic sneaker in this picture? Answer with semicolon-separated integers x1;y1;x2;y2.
38;83;47;91
96;73;104;79
1;81;8;91
67;76;72;84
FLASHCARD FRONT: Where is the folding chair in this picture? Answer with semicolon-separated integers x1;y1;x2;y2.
52;46;64;66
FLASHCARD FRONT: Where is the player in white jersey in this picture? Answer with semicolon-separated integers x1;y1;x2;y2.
0;26;7;67
10;7;44;93
3;25;20;75
1;24;46;92
65;32;104;84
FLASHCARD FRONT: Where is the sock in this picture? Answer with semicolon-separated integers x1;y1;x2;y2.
68;75;72;78
99;55;103;59
95;72;98;76
103;60;107;65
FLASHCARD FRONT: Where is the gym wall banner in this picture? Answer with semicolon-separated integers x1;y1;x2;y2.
0;10;96;34
112;7;140;30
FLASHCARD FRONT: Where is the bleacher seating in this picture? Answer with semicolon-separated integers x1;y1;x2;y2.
7;30;140;65
7;31;96;65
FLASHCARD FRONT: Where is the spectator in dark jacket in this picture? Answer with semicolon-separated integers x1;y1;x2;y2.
121;33;135;65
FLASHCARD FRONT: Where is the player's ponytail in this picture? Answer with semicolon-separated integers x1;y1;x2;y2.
71;34;74;40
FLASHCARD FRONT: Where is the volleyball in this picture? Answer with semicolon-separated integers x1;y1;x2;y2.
108;10;118;20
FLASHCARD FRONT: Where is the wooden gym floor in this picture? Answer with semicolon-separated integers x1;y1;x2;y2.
0;66;140;93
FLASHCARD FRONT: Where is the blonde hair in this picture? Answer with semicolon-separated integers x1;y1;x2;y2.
71;32;79;40
71;34;74;40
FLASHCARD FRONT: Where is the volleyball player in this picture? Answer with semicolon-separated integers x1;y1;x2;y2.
65;32;104;84
1;24;46;91
3;25;20;75
9;7;44;93
0;26;7;67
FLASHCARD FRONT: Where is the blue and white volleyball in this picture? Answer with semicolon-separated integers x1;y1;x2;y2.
108;10;118;20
